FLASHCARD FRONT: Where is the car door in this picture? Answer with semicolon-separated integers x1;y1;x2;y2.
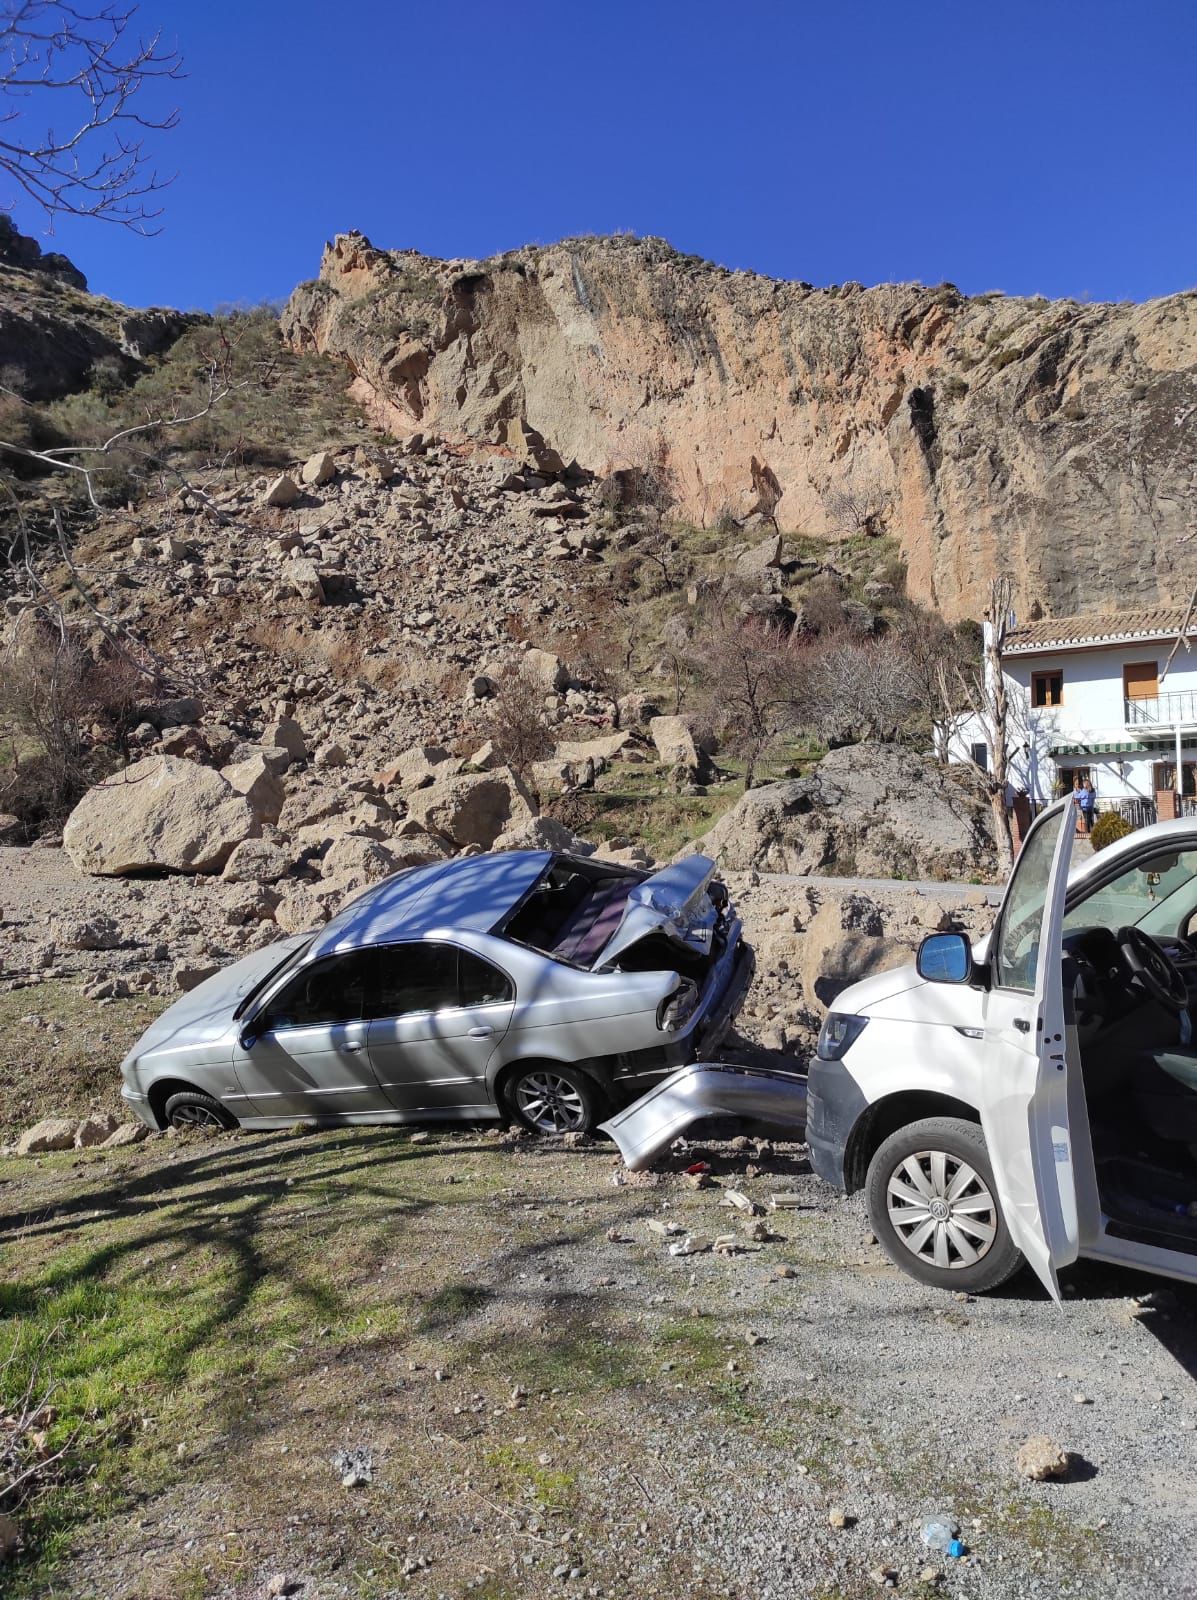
232;950;390;1121
365;942;515;1116
979;800;1080;1300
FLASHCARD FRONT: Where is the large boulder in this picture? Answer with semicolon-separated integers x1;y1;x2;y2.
372;744;456;792
63;756;258;876
16;1117;76;1155
221;751;286;825
405;770;533;850
699;742;997;882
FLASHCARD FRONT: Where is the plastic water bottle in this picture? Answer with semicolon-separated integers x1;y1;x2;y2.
921;1516;960;1553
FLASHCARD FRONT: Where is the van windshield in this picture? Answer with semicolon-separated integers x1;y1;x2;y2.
1063;850;1197;939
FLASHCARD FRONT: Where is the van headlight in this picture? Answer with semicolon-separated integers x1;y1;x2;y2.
816;1013;869;1060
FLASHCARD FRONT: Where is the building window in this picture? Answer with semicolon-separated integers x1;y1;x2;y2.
970;742;989;771
1123;661;1158;702
1031;669;1064;708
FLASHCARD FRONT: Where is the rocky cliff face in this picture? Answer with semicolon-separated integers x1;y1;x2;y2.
282;231;1197;622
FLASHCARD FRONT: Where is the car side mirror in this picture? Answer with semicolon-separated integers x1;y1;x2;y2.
917;932;973;984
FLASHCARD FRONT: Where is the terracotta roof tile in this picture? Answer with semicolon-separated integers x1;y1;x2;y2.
1004;608;1192;654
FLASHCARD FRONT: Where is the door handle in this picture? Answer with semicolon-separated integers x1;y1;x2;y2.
467;1026;495;1038
1014;1017;1031;1033
343;1040;365;1052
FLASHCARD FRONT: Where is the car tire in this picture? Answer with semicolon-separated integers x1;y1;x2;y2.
504;1063;605;1136
865;1116;1024;1294
162;1090;238;1132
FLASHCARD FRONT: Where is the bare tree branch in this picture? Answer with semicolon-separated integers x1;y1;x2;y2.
0;0;181;230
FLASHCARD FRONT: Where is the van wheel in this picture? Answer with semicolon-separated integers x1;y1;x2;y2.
162;1090;237;1132
504;1065;604;1136
865;1117;1023;1294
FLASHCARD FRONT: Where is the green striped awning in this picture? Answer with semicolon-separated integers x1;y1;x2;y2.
1049;742;1146;757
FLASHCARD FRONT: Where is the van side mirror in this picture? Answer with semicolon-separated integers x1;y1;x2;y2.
917;932;973;984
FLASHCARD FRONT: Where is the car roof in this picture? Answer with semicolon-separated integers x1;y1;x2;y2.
308;850;553;959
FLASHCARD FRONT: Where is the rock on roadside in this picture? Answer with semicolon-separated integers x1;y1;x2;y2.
63;755;259;876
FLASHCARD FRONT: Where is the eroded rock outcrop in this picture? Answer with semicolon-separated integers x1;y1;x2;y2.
283;231;1197;622
698;742;997;882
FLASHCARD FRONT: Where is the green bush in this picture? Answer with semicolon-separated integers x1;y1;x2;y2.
1091;810;1133;851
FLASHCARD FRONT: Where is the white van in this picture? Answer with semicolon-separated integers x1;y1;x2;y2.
806;801;1197;1298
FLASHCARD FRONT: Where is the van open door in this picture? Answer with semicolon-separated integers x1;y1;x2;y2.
978;801;1080;1300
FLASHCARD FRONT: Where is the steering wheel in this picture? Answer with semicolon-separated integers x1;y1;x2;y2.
1117;925;1190;1013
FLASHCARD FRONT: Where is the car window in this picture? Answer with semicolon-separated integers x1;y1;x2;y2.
261;953;370;1029
1063;849;1197;939
459;949;514;1007
364;943;459;1020
993;814;1060;992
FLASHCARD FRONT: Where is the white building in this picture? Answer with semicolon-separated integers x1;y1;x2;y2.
951;607;1197;819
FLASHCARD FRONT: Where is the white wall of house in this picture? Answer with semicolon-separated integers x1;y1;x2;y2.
946;633;1197;807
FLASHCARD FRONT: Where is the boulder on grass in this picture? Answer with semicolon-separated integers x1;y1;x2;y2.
74;1113;119;1148
17;1118;76;1155
63;756;258;876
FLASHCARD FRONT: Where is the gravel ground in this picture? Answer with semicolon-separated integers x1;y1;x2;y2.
4;1127;1194;1600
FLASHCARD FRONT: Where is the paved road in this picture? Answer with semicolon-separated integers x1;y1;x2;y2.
757;870;1004;905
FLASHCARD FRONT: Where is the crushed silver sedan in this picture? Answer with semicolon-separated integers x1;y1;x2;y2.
120;850;754;1135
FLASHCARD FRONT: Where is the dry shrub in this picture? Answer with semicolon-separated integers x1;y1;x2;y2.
0;617;143;828
482;666;555;807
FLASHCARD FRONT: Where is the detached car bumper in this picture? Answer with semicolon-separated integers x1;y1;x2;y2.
600;1060;807;1170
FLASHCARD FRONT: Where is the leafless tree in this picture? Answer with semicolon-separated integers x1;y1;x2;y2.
482;665;555;811
1;0;182;230
891;607;979;756
798;632;921;744
937;574;1016;869
822;465;892;537
693;611;803;789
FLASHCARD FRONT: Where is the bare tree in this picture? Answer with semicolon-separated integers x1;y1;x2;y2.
822;465;892;537
937;575;1016;869
693;611;803;790
891;607;979;756
482;665;555;811
798;632;920;744
1;0;182;230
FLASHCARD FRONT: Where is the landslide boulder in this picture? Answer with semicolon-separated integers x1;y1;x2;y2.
63;756;259;876
405;770;533;851
700;742;997;881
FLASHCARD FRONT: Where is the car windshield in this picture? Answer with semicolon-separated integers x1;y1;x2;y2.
1063;849;1197;939
233;937;313;1020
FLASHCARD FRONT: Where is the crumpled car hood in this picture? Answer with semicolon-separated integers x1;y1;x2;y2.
598;854;720;969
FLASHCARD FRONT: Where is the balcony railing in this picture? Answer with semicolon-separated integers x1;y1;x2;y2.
1124;688;1197;727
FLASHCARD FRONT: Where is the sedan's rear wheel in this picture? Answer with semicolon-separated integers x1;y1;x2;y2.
506;1064;603;1135
162;1090;237;1132
866;1116;1023;1293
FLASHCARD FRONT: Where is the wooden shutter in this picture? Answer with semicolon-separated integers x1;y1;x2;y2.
1123;661;1159;700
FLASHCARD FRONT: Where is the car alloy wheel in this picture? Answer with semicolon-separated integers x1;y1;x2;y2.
513;1070;588;1134
169;1101;226;1131
884;1149;998;1270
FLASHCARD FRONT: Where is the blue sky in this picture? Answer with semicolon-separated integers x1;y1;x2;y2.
12;0;1197;310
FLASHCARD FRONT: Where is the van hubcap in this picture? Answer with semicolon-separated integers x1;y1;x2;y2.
514;1072;586;1133
886;1151;997;1270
